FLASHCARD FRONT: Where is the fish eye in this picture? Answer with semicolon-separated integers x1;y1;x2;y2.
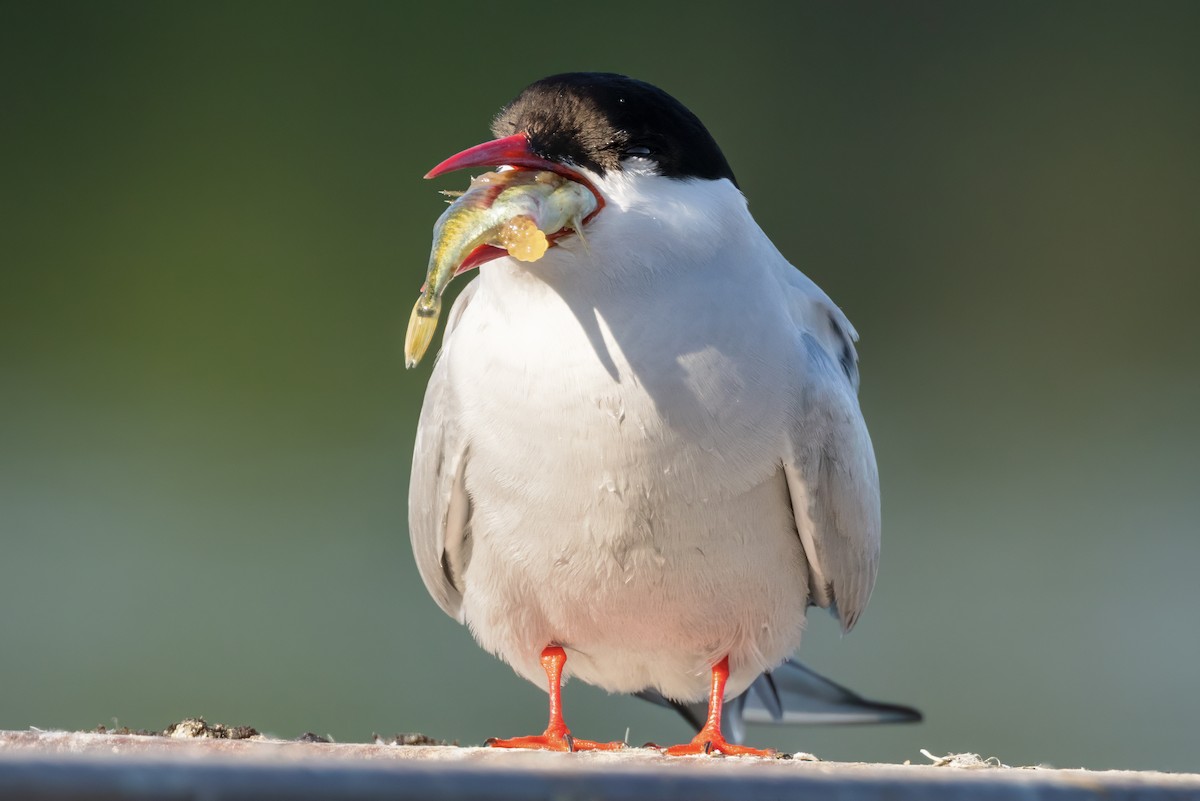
625;145;653;157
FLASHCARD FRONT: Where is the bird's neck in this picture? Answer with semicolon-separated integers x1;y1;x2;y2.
486;174;761;294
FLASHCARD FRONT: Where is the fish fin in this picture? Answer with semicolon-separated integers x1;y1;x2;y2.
571;214;589;251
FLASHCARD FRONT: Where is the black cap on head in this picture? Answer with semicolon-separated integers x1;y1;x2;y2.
492;73;738;187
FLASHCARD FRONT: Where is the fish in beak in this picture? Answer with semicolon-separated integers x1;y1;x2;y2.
404;134;603;368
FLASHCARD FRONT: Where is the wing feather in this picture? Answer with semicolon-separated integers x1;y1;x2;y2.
776;265;881;631
408;282;478;623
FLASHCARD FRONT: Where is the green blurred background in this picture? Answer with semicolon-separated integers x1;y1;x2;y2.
2;0;1198;773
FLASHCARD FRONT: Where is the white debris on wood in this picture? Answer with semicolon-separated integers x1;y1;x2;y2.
920;748;1013;769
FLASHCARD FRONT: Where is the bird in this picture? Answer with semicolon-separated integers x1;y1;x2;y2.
408;72;918;756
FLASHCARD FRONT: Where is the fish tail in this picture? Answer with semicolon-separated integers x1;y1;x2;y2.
404;294;442;368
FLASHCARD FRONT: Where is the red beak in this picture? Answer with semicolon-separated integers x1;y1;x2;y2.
425;133;565;179
422;133;604;277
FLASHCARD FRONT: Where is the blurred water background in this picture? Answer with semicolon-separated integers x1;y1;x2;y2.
2;0;1198;773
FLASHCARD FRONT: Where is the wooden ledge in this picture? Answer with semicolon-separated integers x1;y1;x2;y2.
1;730;1198;800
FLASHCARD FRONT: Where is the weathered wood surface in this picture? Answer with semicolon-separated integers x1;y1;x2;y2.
1;729;1198;801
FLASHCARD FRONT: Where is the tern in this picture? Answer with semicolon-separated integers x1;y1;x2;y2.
408;73;918;755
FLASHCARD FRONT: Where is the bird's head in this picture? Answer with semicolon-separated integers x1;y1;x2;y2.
425;72;743;275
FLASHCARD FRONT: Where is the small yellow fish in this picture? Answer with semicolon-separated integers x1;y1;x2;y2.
404;170;596;368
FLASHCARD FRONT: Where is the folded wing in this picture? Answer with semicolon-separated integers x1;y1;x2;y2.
776;262;881;631
408;282;479;622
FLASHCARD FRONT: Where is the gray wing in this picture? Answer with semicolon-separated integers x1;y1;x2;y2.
778;267;881;632
408;281;478;623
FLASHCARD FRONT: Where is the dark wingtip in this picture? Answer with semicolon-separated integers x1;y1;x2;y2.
636;659;921;745
737;659;922;731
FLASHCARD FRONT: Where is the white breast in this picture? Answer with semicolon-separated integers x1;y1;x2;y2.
440;180;815;701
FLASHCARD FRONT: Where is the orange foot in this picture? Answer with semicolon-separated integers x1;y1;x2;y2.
660;655;776;757
485;646;624;753
487;723;623;752
663;725;775;757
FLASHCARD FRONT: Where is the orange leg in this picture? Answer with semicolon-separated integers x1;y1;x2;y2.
487;646;624;752
663;656;775;757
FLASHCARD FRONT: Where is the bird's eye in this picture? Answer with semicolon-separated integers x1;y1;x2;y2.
625;145;652;157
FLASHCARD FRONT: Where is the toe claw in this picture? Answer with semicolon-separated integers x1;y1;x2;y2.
662;726;774;758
